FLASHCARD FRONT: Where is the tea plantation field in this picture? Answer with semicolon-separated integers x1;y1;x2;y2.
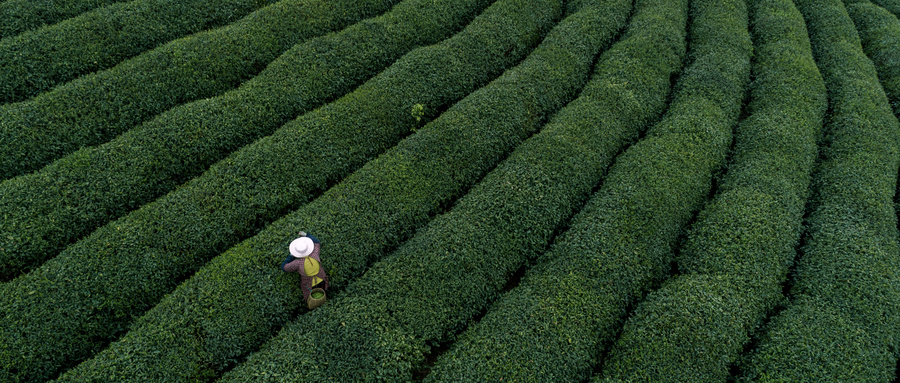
2;0;900;381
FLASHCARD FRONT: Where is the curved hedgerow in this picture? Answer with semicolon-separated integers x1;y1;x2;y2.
0;0;278;104
745;295;895;382
0;0;122;39
871;0;900;16
212;0;638;381
0;0;492;281
54;1;628;380
847;2;900;115
849;0;900;238
423;0;689;381
421;0;749;381
740;0;900;381
597;0;827;380
0;0;557;380
0;0;400;181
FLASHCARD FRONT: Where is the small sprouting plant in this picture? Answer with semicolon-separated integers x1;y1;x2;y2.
411;103;425;122
410;103;426;133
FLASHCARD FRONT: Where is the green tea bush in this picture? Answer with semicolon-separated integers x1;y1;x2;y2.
56;1;629;379
0;0;399;180
741;295;895;382
0;0;556;380
848;2;900;115
0;0;491;281
598;1;827;378
426;0;750;381
850;0;900;241
0;0;121;39
871;0;900;15
212;0;643;381
424;0;688;379
740;0;900;380
0;0;277;104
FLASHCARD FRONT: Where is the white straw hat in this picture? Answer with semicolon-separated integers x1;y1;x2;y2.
289;237;315;258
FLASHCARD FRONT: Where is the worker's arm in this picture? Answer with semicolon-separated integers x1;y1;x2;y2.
281;256;294;271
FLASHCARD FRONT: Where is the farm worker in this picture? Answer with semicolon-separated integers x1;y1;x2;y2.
281;231;329;309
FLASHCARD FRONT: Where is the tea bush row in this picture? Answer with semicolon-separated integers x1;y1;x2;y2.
597;0;827;380
0;0;553;380
211;0;641;381
0;0;121;39
580;3;748;379
423;0;688;380
848;1;900;115
0;0;481;281
871;0;900;15
421;0;751;381
0;0;277;104
55;1;630;379
849;0;900;234
0;0;398;180
740;0;900;380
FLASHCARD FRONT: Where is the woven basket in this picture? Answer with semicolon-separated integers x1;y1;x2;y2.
307;287;326;310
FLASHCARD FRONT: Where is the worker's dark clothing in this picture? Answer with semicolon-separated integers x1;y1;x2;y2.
281;234;329;302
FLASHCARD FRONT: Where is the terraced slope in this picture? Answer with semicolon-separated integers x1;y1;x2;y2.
848;1;900;116
0;0;554;380
217;0;633;380
0;0;400;180
3;0;900;381
597;0;826;379
429;0;750;380
0;0;491;281
0;0;123;39
54;1;630;380
739;0;900;380
0;0;277;104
